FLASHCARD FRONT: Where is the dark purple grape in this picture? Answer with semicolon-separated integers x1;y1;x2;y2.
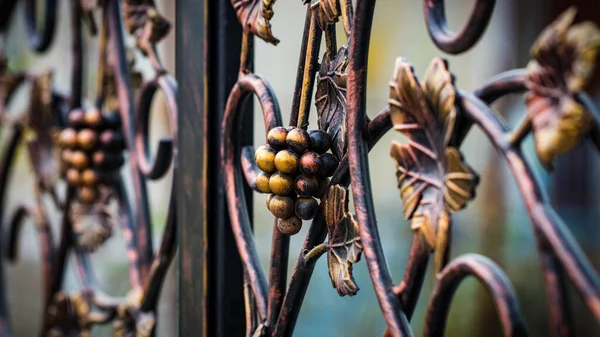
320;153;339;177
295;197;318;220
294;175;318;197
309;130;331;154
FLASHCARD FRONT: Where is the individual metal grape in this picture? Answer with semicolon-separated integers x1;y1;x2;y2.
78;186;99;204
66;168;81;186
309;130;330;154
299;151;321;175
92;151;124;170
294;175;318;197
295;197;318;220
84;108;103;127
269;172;294;196
58;128;78;149
61;149;74;164
256;172;271;193
77;129;98;150
81;169;98;187
269;195;294;219
277;215;302;235
70;151;89;169
286;128;311;154
320;153;339;177
67;109;85;128
267;126;288;150
274;149;299;175
255;145;277;174
99;130;125;151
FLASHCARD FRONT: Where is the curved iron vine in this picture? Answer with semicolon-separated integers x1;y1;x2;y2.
222;1;600;337
0;0;177;335
0;0;600;336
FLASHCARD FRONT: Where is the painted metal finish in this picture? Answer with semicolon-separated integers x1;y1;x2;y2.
1;1;600;337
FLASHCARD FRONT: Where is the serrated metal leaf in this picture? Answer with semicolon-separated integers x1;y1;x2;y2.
530;7;600;93
324;185;362;296
526;94;592;170
231;0;279;45
388;58;478;270
526;7;600;170
310;0;341;29
316;46;349;160
444;148;479;212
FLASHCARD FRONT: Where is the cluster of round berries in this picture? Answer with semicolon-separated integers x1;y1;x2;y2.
57;108;126;204
254;126;339;236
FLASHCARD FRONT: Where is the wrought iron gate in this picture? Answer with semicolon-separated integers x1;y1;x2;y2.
1;0;600;336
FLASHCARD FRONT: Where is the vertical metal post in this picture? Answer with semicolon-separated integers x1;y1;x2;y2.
176;0;206;335
177;0;251;336
205;0;253;335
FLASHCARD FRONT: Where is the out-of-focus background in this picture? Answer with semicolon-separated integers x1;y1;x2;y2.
3;0;600;336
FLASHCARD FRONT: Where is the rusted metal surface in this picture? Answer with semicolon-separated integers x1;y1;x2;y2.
205;1;254;335
0;0;177;335
176;0;205;335
221;1;600;337
2;0;600;336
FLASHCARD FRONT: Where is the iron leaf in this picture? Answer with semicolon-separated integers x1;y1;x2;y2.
316;45;349;160
325;185;362;296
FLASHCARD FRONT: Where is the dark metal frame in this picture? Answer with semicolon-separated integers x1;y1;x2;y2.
177;0;206;335
1;0;600;336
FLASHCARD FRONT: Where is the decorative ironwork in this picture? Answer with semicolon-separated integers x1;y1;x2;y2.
389;57;479;274
2;0;600;336
525;7;600;170
0;0;177;335
220;1;600;336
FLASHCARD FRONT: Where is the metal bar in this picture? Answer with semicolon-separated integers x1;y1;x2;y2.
178;0;251;336
176;0;206;335
206;0;253;335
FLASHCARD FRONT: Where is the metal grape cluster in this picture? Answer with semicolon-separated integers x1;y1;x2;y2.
58;108;126;204
255;126;339;235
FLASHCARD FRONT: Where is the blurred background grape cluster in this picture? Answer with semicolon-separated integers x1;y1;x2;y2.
3;0;600;336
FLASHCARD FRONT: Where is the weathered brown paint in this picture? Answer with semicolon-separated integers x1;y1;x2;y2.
2;1;600;336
